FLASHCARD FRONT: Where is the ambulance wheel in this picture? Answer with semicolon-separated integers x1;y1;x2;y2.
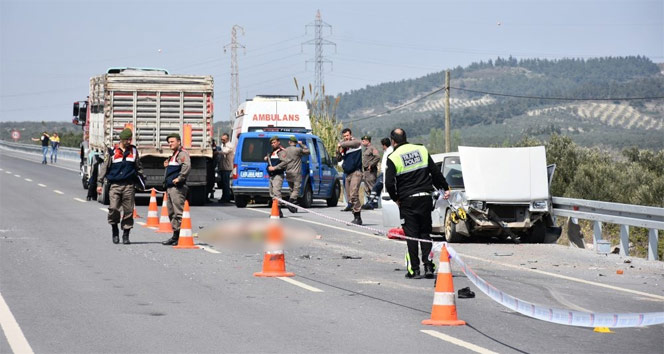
300;185;313;208
235;195;248;208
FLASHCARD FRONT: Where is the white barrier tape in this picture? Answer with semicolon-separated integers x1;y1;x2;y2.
446;246;664;328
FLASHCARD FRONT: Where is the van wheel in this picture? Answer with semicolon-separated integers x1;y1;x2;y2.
326;180;340;207
444;209;464;243
235;195;249;208
300;185;313;208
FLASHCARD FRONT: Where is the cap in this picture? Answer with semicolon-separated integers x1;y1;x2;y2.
289;136;298;142
269;135;280;142
119;128;133;140
361;135;371;141
166;132;181;142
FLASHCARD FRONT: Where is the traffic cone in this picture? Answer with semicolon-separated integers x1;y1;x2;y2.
254;202;294;277
156;192;173;233
143;189;160;228
132;204;141;219
173;200;199;249
422;244;466;326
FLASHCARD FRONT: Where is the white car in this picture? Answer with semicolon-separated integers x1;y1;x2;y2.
382;146;559;243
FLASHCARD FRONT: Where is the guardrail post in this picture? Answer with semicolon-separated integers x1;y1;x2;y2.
619;225;630;256
647;229;659;261
593;221;602;248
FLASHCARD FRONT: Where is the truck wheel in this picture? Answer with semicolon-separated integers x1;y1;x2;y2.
326;180;340;207
189;186;208;206
299;184;313;208
524;220;546;243
444;209;464;243
234;195;248;208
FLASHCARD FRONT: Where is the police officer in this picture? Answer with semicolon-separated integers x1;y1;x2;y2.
385;128;449;279
282;136;310;213
360;135;380;210
337;128;363;225
97;128;144;244
161;133;192;246
265;136;288;217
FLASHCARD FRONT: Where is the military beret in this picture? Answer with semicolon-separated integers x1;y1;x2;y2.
361;135;371;141
166;132;181;142
269;135;280;142
119;128;133;140
289;136;298;142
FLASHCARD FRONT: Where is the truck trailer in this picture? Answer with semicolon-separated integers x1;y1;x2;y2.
74;67;215;205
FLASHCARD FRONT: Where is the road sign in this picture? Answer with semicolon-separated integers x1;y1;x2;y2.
11;130;20;141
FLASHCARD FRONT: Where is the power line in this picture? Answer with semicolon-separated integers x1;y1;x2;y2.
451;87;664;101
346;87;445;123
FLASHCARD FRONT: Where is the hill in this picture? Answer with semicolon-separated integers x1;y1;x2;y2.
334;56;664;151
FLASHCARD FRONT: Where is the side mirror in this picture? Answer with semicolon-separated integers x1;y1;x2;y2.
73;102;80;117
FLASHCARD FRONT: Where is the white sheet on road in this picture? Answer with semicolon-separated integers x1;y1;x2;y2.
458;146;549;202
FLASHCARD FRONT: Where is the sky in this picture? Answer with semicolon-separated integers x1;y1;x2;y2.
1;0;662;123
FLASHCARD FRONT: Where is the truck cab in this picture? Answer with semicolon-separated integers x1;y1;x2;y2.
231;131;340;208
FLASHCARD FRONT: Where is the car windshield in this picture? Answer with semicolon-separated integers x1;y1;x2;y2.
241;137;290;162
443;156;464;189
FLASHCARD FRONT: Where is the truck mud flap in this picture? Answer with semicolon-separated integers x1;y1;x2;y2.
544;226;563;244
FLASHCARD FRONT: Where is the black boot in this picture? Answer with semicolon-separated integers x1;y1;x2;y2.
162;230;180;246
111;224;119;244
424;263;436;279
341;203;352;212
351;211;363;225
122;229;130;245
287;198;298;213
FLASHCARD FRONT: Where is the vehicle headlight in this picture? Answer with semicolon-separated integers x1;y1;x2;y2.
530;200;548;211
469;200;485;210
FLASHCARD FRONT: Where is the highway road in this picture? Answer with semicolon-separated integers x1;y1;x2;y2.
1;148;662;353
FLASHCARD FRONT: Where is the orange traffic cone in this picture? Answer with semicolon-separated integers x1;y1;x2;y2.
422;244;466;326
254;200;294;277
156;192;173;233
132;202;141;219
143;189;160;228
173;200;199;249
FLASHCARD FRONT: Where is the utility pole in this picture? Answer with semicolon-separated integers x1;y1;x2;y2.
224;25;245;121
445;71;451;153
302;10;336;118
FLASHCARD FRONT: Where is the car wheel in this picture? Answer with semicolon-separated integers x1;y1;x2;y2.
326;180;340;207
235;195;249;208
300;184;313;208
444;209;464;243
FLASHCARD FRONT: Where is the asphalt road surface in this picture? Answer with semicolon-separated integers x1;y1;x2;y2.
1;148;662;354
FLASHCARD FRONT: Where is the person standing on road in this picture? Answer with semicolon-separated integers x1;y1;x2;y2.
282;136;310;213
161;133;192;246
265;136;288;217
385;128;449;279
360;135;380;210
217;133;235;204
97;128;144;245
31;132;50;164
50;132;60;163
364;137;392;210
207;139;218;202
337;128;363;225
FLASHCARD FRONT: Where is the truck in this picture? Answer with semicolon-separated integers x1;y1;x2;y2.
382;146;561;243
73;67;215;205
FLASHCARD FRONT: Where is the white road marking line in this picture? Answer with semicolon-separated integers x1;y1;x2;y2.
53;190;64;195
5;171;11;174
0;151;79;173
458;253;664;301
73;198;87;203
37;184;46;187
14;174;20;178
136;221;146;226
247;208;386;241
0;292;35;354
24;178;32;182
199;245;221;254
277;277;324;292
421;330;497;354
0;168;3;171
99;208;107;212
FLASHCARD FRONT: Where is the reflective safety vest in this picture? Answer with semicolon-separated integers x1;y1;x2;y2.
388;144;429;176
106;146;138;182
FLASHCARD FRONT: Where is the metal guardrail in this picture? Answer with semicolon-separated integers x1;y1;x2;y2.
0;140;80;162
552;197;663;261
